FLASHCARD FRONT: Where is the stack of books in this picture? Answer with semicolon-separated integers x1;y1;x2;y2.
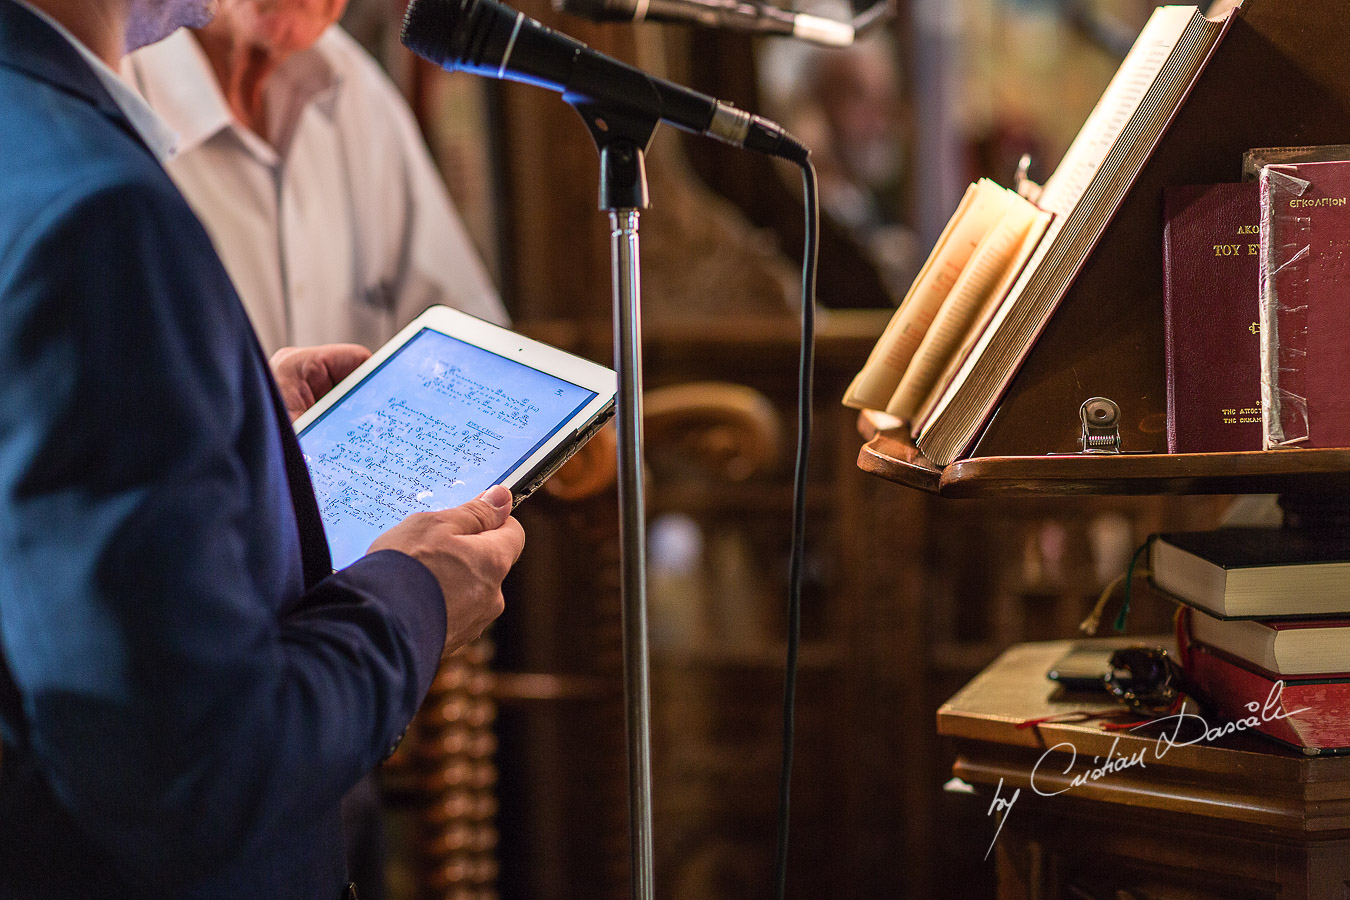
1150;527;1350;755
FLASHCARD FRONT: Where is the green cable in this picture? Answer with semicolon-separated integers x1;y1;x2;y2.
1113;538;1154;633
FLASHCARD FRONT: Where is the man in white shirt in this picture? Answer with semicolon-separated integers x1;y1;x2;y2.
124;1;508;357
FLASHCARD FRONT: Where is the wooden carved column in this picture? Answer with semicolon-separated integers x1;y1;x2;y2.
386;641;501;900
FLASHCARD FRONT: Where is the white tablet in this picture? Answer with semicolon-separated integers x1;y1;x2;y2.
294;306;616;570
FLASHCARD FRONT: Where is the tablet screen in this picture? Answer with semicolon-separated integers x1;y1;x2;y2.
299;327;598;569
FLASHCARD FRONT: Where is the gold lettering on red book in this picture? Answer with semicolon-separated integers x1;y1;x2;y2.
1289;196;1348;208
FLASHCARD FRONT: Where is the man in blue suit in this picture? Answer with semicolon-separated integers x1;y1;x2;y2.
0;0;526;897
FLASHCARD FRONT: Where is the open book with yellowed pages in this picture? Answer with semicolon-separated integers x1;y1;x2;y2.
907;213;1050;431
842;179;1039;414
888;204;1052;422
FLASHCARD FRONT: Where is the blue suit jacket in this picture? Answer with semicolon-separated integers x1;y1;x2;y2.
0;3;448;897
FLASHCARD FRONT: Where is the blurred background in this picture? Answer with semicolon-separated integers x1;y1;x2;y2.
348;1;1240;897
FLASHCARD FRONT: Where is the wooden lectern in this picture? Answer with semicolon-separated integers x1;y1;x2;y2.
854;2;1350;896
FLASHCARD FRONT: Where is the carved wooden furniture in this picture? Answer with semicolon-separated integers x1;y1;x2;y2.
940;639;1350;900
383;641;501;900
855;421;1350;899
848;3;1350;894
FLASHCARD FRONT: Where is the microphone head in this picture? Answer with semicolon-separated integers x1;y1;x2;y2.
403;0;586;94
403;0;519;72
402;0;464;68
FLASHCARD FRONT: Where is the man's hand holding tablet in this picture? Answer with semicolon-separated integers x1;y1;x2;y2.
369;483;524;653
270;343;375;423
279;306;617;652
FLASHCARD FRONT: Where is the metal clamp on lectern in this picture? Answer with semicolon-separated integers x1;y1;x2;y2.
1079;397;1122;454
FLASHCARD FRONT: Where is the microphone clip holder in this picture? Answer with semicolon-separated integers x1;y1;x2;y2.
570;98;656;210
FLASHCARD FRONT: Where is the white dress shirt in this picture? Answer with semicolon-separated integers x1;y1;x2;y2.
124;26;507;355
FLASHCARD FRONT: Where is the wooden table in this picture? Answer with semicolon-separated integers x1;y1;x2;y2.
938;640;1350;900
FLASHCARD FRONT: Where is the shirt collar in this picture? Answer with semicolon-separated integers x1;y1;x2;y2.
13;0;178;163
120;28;233;158
122;27;342;161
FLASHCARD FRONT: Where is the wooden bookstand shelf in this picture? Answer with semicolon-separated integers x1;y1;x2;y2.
858;411;1350;498
857;0;1350;498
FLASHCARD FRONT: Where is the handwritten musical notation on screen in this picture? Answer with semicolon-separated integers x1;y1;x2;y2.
418;364;543;431
308;399;506;527
299;328;596;569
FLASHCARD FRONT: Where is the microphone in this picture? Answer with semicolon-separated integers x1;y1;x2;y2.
402;0;810;163
555;0;855;47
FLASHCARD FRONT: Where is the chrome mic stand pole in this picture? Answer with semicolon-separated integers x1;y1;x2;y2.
582;105;656;900
610;177;654;900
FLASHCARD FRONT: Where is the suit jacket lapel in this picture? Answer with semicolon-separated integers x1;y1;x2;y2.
249;335;335;589
272;391;335;589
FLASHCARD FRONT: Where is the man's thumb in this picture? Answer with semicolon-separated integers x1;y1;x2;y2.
481;484;513;511
448;484;514;534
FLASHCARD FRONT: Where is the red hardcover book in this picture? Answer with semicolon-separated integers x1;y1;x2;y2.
1162;182;1263;453
1259;159;1350;449
1183;641;1350;754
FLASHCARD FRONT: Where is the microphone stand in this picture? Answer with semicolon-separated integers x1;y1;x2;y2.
574;99;657;900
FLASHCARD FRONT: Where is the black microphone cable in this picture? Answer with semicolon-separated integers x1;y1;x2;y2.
774;155;817;900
